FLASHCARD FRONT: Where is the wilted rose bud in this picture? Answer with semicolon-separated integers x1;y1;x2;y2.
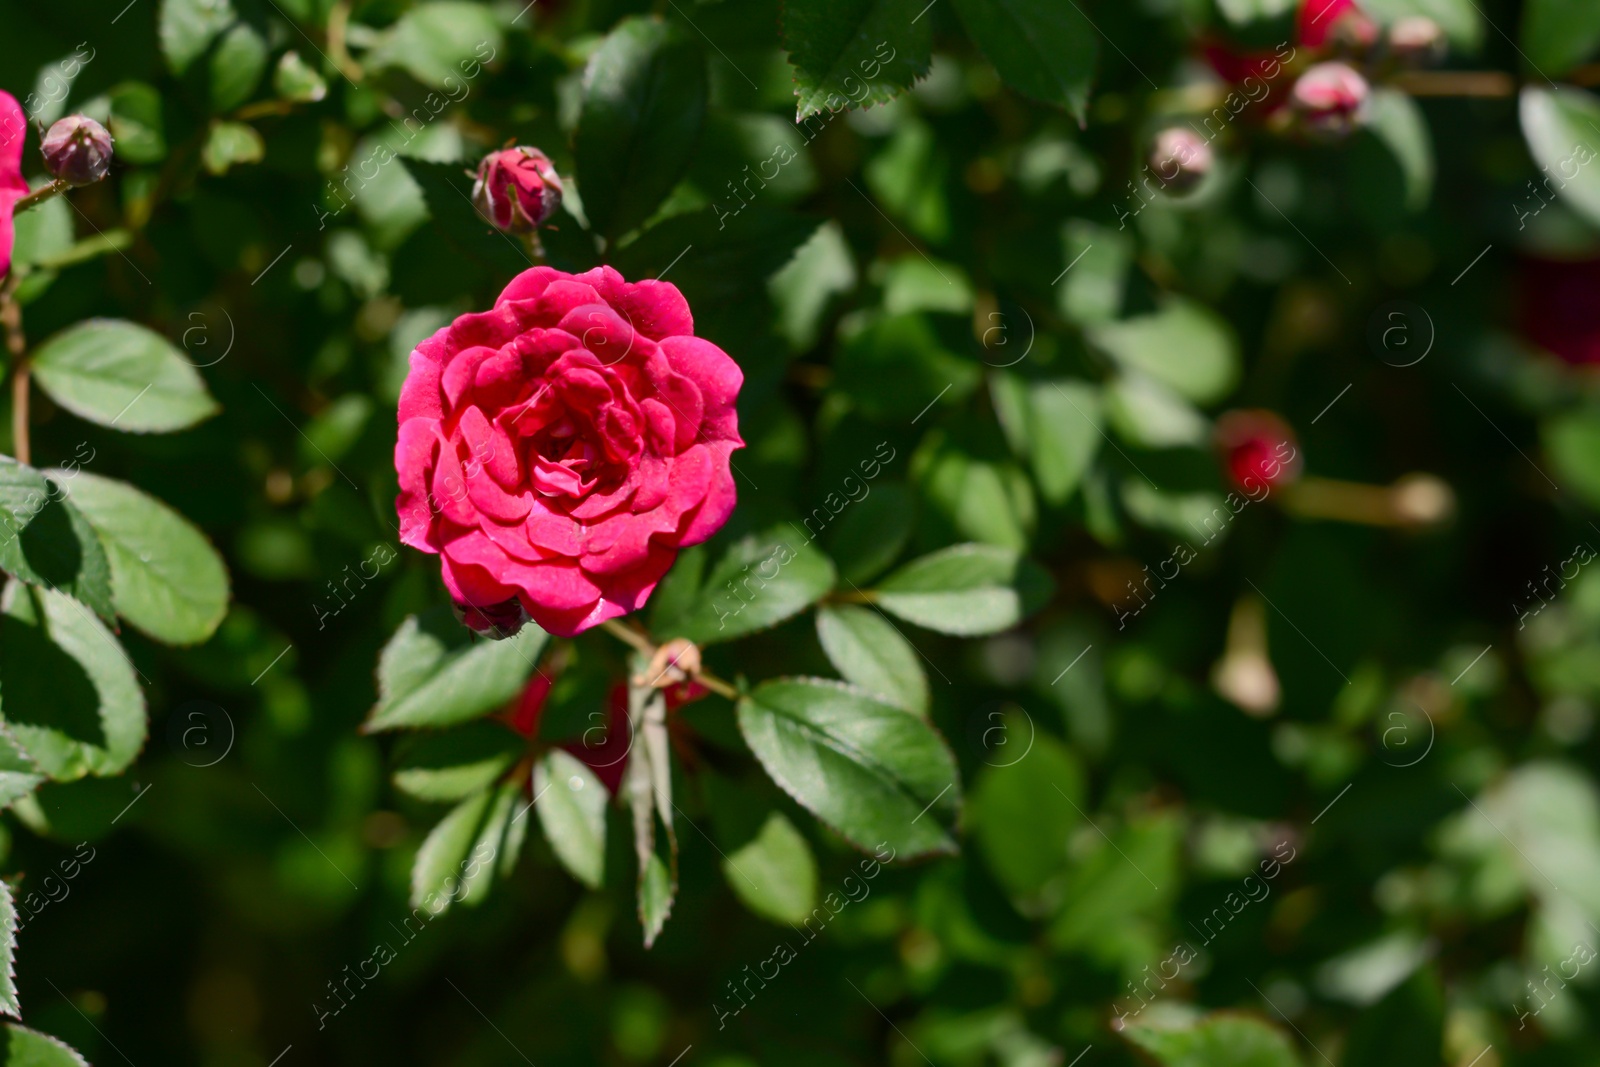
1216;410;1303;493
452;596;529;639
41;115;113;186
1290;62;1370;138
471;146;562;233
1148;127;1213;194
1388;16;1446;66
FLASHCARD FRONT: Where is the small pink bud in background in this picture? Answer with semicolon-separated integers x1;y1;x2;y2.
1216;410;1302;493
41;115;113;186
1291;62;1370;138
471;146;563;233
1148;127;1213;194
1388;16;1446;66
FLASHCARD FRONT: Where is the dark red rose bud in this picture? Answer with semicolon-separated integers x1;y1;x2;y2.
1216;410;1303;493
504;671;554;738
1149;127;1213;194
1290;62;1369;138
1387;16;1445;66
452;596;530;639
41;115;113;186
471;146;562;233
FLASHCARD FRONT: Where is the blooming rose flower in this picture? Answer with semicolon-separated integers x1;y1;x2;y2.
472;146;563;233
0;92;30;280
396;265;743;638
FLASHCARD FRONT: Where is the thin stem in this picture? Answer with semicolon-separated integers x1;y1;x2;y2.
1;274;27;466
12;180;67;215
327;1;365;83
598;619;739;701
1391;70;1517;97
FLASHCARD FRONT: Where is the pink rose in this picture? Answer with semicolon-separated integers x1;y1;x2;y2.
0;93;31;280
395;265;743;638
471;147;563;233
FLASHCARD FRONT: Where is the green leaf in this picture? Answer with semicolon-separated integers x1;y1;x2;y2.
874;543;1053;636
393;722;523;802
1520;87;1600;230
535;749;608;889
409;788;492;913
0;460;114;621
209;23;268;111
30;320;219;434
1104;372;1208;449
969;725;1085;913
625;685;677;947
367;2;504;90
991;375;1103;506
639;851;674;947
1544;405;1600;509
273;51;328;103
202;121;264;176
0;881;16;1019
0;728;45;810
367;609;548;732
781;0;932;119
1341;969;1444;1067
0;583;147;782
1523;0;1600;76
1123;1013;1302;1067
1367;88;1434;212
816;605;930;717
1359;0;1481;47
0;1024;91;1066
1088;299;1240;405
949;0;1098;122
1216;0;1296;24
833;313;981;421
159;0;235;74
661;525;837;645
737;677;960;858
1057;220;1132;326
825;481;915;585
108;82;168;165
575;16;708;239
723;811;818;924
52;471;229;646
10;195;73;272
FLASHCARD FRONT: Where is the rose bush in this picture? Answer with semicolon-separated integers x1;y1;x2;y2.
395;264;743;637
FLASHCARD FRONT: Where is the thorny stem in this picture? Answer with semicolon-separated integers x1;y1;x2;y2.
1;274;27;466
598;619;739;700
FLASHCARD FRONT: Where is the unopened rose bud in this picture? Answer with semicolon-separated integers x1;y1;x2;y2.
1216;410;1303;493
1148;127;1213;195
1291;61;1370;138
1388;16;1446;66
452;596;529;639
1326;9;1380;54
471;146;562;233
41;115;113;186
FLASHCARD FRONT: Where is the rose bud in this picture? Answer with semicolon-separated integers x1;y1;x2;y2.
1298;0;1377;53
1290;62;1370;138
471;146;563;233
1148;127;1213;195
1216;410;1303;493
41;115;113;186
1387;16;1446;66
